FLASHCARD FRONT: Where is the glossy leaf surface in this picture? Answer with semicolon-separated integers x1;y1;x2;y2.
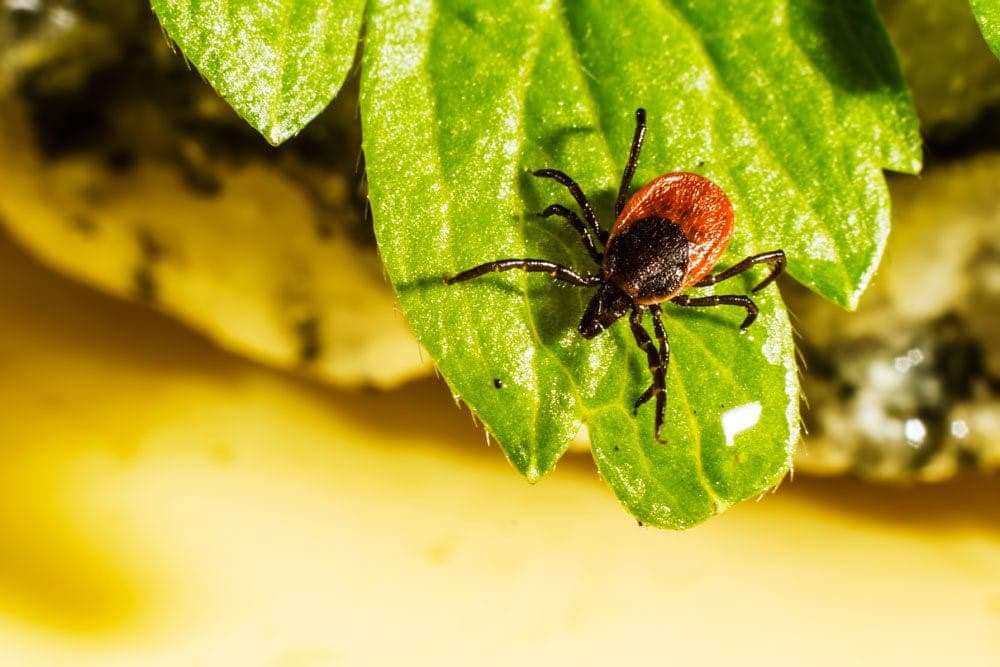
150;0;365;144
970;0;1000;57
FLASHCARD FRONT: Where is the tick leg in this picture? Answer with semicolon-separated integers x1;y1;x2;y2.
630;306;669;442
633;385;655;411
671;293;759;330
445;258;601;287
633;305;670;412
539;204;603;264
532;169;608;245
615;108;647;218
695;249;786;293
649;305;670;442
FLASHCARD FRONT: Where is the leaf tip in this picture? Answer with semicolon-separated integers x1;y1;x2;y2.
262;123;296;147
523;464;542;484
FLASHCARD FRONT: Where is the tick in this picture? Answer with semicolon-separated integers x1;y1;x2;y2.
446;108;785;441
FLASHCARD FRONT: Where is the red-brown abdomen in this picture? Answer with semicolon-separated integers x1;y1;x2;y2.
611;172;734;290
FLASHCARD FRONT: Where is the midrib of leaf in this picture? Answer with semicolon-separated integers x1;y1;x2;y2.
671;366;726;511
596;403;693;516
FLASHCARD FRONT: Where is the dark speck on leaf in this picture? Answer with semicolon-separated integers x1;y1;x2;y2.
493;378;504;389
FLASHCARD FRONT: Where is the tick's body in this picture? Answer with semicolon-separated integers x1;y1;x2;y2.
606;173;733;305
446;109;785;440
613;173;733;295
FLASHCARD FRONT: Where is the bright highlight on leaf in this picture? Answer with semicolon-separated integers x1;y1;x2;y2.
360;0;920;528
150;0;365;145
969;0;1000;57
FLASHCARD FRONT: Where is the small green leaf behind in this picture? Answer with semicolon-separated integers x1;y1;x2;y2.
970;0;1000;57
150;0;365;145
361;0;919;528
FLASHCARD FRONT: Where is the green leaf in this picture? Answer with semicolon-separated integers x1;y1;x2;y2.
150;0;365;145
970;0;1000;57
361;0;919;528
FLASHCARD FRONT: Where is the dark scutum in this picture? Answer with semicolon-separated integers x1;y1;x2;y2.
604;216;689;301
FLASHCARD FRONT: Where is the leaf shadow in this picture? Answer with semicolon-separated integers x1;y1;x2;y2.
783;474;1000;536
663;299;747;331
395;274;451;295
534;124;599;162
789;3;899;93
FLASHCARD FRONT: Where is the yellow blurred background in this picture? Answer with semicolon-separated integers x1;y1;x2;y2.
1;226;999;665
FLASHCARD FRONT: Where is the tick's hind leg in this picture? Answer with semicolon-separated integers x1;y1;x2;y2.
677;249;784;329
538;204;603;264
445;258;601;287
671;293;759;330
629;305;670;442
695;249;786;293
